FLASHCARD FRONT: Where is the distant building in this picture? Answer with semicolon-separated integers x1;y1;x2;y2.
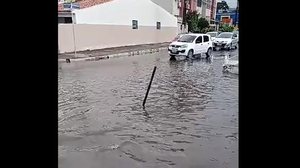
216;8;239;26
195;0;211;21
194;0;217;29
150;0;197;33
210;0;217;28
150;1;217;32
150;0;183;33
58;0;178;53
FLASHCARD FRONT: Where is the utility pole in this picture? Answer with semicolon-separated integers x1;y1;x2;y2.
182;0;187;25
235;0;238;27
183;0;190;32
71;10;77;58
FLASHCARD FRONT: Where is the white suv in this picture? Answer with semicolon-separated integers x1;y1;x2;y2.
168;33;213;58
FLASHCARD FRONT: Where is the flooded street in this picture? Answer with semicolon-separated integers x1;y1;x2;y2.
58;49;238;168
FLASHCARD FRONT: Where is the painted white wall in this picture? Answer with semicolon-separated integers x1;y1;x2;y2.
150;0;180;16
151;0;173;14
172;0;180;16
74;0;177;27
58;24;177;53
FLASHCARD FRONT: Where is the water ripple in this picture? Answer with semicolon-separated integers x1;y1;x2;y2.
58;51;238;168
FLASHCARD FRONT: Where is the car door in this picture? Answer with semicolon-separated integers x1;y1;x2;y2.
194;36;203;54
203;35;210;53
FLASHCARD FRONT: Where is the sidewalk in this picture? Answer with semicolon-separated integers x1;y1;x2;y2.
58;42;169;62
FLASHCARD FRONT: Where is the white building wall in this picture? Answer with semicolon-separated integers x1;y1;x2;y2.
58;0;178;53
172;0;180;16
151;0;173;14
58;24;177;53
74;0;177;27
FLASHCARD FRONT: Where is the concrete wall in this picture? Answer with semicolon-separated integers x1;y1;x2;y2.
150;0;180;16
58;0;178;53
151;0;173;14
172;0;180;16
58;24;177;53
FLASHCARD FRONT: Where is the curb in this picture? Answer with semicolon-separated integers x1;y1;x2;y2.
58;46;168;63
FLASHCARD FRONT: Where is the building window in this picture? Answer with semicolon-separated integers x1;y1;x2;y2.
197;0;202;7
65;17;72;23
58;17;72;24
156;22;161;30
132;20;138;29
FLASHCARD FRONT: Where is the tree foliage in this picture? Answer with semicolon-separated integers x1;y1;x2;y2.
186;11;210;33
219;24;234;32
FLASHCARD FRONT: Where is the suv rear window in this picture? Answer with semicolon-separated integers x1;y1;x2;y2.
203;35;209;42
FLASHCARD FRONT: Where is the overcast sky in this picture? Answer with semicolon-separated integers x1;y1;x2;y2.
218;0;237;8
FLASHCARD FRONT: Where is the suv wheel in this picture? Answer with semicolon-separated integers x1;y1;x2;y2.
227;43;232;51
206;48;212;58
187;50;193;58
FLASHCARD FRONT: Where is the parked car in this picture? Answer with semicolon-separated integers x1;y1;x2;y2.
233;31;239;43
168;33;213;58
213;32;238;51
206;31;219;41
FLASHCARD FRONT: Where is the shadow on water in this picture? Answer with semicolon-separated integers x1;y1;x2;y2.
222;71;239;78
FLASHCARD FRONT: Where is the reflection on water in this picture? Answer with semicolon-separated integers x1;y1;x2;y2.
58;51;238;168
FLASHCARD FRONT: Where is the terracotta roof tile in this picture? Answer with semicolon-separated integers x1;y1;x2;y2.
58;0;112;11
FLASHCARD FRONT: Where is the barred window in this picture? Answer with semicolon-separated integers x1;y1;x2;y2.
132;20;138;29
156;22;161;30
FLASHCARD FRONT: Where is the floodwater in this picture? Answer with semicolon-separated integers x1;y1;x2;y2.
58;49;238;168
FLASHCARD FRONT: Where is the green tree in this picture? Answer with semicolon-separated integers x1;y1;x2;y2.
219;24;234;32
186;10;210;33
198;17;210;33
186;11;200;33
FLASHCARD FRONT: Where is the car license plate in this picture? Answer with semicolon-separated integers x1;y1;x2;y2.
171;48;178;53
